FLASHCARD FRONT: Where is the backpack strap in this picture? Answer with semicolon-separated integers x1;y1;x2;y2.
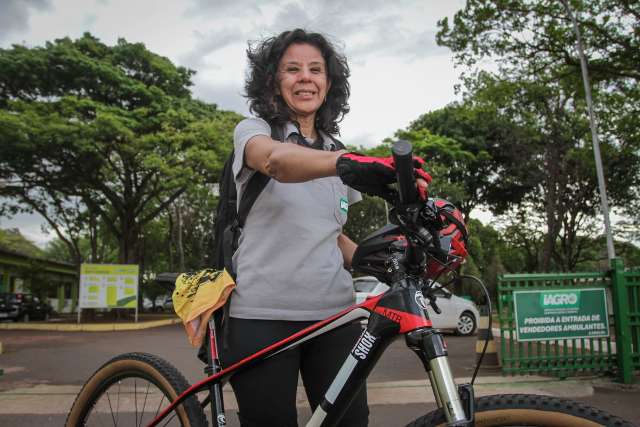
235;124;284;228
327;134;346;151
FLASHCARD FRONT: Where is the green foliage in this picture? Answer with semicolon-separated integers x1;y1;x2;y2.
434;0;640;271
0;228;44;257
0;33;242;265
402;102;537;218
437;0;639;84
343;195;388;244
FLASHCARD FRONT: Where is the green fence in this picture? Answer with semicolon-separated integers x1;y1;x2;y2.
497;258;639;383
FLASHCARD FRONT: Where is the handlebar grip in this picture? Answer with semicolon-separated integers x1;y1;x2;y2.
392;140;418;205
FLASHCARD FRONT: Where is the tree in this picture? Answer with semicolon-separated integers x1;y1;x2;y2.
343;195;388;244
469;73;637;270
400;102;538;219
0;228;44;257
437;0;640;267
437;0;639;84
0;33;242;265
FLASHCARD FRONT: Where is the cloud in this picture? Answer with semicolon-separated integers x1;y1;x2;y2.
179;0;452;74
184;0;263;17
0;210;52;247
0;0;52;42
179;28;246;70
192;79;250;116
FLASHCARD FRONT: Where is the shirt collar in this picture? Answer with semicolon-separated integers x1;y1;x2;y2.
283;122;337;151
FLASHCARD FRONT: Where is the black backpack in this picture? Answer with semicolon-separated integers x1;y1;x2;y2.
212;124;345;277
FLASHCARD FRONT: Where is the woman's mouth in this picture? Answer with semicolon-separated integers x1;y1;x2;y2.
294;90;316;96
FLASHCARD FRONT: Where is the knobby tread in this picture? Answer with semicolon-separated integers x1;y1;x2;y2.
406;393;636;427
66;352;207;426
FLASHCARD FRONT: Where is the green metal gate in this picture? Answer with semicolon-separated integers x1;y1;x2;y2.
497;258;639;383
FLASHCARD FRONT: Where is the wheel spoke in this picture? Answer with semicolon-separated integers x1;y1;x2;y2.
138;381;151;427
115;380;121;426
154;394;166;419
161;409;179;427
106;390;117;426
134;379;138;427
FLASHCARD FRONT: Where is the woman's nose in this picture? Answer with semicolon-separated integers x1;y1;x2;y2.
299;67;312;81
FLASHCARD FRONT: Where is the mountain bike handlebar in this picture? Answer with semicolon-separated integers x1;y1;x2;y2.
392;140;419;205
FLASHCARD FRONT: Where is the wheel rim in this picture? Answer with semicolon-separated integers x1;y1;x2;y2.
458;314;473;334
79;373;187;426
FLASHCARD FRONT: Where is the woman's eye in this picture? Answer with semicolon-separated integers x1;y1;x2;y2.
285;67;299;73
311;68;323;74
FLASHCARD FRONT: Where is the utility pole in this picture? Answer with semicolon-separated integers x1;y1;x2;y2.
561;0;616;260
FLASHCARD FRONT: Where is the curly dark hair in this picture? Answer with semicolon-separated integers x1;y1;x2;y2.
244;29;350;135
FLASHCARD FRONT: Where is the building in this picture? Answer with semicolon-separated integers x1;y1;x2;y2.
0;247;78;313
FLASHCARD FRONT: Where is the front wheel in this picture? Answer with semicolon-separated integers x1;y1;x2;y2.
66;352;207;426
407;394;634;427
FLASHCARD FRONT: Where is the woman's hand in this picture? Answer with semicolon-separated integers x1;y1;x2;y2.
335;152;431;200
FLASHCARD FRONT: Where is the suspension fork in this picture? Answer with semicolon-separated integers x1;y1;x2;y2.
406;328;474;426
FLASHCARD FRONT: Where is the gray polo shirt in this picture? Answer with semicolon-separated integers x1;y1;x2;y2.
230;117;361;321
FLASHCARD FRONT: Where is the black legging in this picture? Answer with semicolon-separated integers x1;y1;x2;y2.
220;318;369;427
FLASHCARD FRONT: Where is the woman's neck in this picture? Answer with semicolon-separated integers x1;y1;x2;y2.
295;116;317;140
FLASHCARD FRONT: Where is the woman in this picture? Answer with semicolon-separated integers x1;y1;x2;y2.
224;28;429;427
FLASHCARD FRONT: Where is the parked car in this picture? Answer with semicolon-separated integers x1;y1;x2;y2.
143;295;174;313
0;293;52;322
353;276;479;336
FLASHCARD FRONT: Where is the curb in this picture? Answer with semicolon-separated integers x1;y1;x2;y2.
0;318;181;332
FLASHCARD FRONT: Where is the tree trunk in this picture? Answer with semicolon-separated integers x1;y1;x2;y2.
89;213;98;263
167;212;174;271
175;205;185;272
119;215;141;264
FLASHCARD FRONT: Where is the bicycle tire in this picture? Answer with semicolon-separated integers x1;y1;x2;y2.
406;393;636;427
66;352;207;427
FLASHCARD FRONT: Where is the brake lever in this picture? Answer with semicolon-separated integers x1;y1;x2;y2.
427;293;442;315
420;280;442;315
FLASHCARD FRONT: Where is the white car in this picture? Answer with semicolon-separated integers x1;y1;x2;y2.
353;276;479;336
142;295;173;313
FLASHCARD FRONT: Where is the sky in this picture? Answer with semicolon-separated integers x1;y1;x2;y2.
0;0;469;246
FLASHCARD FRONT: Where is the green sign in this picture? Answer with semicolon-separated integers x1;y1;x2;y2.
513;288;609;342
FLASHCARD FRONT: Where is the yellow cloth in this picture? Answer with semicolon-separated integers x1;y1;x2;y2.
172;269;236;347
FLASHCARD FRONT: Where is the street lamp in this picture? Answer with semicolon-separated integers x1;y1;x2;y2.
560;0;616;260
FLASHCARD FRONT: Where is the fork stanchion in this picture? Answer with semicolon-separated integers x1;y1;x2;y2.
475;305;500;368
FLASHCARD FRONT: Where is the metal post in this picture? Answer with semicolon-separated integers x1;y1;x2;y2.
610;258;633;383
561;0;616;260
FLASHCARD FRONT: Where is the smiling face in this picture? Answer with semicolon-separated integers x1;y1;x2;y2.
277;42;330;123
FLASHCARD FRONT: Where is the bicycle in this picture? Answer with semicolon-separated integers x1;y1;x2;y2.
66;141;635;427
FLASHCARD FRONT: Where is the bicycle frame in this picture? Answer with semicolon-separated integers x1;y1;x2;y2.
148;274;474;427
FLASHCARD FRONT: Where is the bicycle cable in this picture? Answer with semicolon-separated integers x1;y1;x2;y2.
420;270;493;385
459;274;492;385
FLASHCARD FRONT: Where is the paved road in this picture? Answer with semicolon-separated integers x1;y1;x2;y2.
1;324;638;426
0;324;477;389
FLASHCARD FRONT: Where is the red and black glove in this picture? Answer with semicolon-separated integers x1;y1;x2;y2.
336;152;432;200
